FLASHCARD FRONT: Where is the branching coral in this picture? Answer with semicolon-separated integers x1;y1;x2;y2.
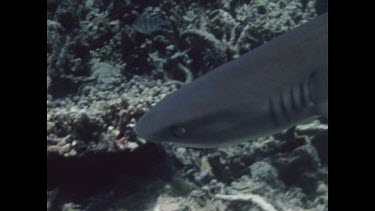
173;0;318;77
177;63;193;83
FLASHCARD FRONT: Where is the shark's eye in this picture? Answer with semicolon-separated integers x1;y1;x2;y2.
170;126;186;138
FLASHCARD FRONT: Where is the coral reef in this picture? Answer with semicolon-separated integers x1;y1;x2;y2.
47;75;179;157
47;0;327;210
47;0;320;97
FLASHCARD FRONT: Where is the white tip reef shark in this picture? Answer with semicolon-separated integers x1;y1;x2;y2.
135;13;328;148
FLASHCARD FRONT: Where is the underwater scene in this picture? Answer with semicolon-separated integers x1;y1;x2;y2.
47;0;328;210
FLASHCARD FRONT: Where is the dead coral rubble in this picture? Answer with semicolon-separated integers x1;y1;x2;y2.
164;120;327;211
47;0;318;97
47;76;179;157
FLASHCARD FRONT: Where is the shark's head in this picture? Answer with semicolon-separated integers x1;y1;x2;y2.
134;96;181;145
135;104;252;148
134;86;229;148
134;77;271;148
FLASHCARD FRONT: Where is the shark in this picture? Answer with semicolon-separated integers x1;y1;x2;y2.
135;12;328;148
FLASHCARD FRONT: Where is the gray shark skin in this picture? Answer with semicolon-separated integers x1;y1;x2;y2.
135;13;328;148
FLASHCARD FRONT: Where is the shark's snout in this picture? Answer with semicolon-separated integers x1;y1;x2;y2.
134;113;162;144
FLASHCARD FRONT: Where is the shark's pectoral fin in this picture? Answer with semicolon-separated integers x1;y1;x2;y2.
313;101;328;119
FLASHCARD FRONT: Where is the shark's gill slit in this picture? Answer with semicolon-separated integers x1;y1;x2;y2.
304;78;312;106
281;89;292;122
292;85;302;112
297;77;315;114
299;82;307;108
268;97;279;127
290;86;298;113
307;71;317;105
269;92;290;126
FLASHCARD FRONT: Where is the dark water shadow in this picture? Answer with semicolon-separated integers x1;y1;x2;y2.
47;143;175;210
